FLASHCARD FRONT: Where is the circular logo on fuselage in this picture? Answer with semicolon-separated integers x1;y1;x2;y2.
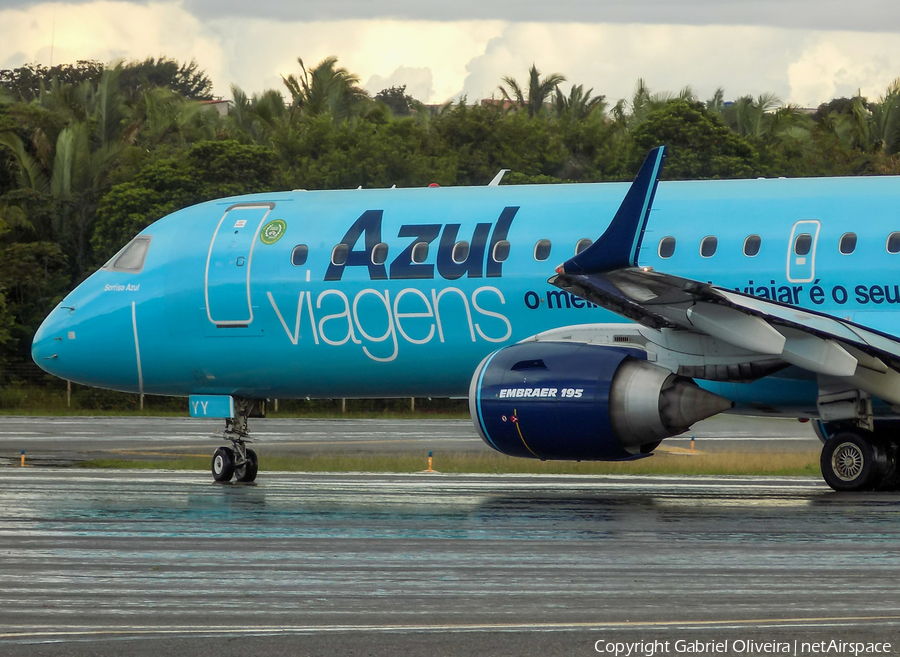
260;219;286;245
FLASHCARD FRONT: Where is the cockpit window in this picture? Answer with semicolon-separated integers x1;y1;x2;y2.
106;236;152;272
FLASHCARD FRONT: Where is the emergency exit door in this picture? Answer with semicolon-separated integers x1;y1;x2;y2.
205;203;274;326
786;220;820;283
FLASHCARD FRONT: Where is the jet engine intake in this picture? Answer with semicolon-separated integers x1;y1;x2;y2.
469;342;733;461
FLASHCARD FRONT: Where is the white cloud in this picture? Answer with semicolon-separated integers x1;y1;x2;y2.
206;18;503;103
1;2;899;108
0;2;227;85
461;23;809;106
787;33;900;105
461;22;900;108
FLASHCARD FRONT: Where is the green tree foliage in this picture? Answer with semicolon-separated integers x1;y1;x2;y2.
127;86;221;147
554;84;606;122
290;115;455;189
282;57;371;122
868;81;900;156
4;54;900;381
0;62;223;277
432;102;568;183
0;66;136;275
0;241;69;356
630;100;759;179
0;290;14;347
91;140;280;262
117;57;214;101
0;58;213;103
0;209;29;357
0;61;104;102
0;209;69;366
724;93;782;138
374;85;420;117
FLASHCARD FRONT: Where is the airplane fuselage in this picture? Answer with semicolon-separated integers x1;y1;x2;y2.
32;175;900;410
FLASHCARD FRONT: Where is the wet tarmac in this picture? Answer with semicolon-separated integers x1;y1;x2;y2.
2;469;899;656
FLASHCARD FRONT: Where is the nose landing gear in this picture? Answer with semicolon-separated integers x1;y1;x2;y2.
211;441;258;483
210;398;264;483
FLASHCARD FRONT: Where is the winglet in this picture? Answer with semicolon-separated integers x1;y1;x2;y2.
558;146;666;275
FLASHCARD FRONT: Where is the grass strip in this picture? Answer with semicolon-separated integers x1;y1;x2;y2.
80;450;821;477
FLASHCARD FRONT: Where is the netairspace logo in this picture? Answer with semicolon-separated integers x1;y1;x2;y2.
593;639;893;656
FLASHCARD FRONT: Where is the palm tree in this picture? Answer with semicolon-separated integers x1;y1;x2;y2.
822;82;900;156
0;132;47;192
0;66;137;274
621;79;696;129
282;57;370;122
126;86;220;147
870;79;900;155
225;85;306;163
706;88;726;116
553;84;606;121
499;64;566;117
726;92;782;138
769;104;813;142
228;85;283;143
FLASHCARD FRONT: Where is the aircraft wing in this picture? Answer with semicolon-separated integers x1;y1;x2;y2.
550;147;900;406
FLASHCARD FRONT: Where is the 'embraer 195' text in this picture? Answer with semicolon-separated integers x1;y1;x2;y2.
267;285;512;362
325;207;517;281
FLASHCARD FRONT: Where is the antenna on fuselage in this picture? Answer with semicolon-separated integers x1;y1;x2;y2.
488;169;510;186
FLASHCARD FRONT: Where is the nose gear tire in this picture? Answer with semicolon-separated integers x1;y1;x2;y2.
212;446;236;482
235;448;258;483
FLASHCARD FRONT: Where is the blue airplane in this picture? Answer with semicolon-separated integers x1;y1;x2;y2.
31;147;900;491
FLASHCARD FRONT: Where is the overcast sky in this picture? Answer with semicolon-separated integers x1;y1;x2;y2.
1;0;899;107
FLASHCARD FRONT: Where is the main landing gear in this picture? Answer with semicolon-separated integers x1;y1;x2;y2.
816;421;900;491
211;398;265;484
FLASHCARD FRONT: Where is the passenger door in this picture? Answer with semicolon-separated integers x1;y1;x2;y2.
205;203;274;326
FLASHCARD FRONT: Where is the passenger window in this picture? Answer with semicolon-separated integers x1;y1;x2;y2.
291;245;308;266
700;236;717;258
452;241;469;264
888;232;900;254
411;241;429;264
839;233;857;255
794;233;812;256
534;239;552;261
331;244;349;266
371;242;389;265
658;237;676;258
492;240;510;262
109;236;152;272
575;238;592;255
743;235;761;257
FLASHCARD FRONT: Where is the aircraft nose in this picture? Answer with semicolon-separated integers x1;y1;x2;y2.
32;287;146;393
31;302;75;378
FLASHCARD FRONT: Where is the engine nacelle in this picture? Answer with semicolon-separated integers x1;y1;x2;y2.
469;342;733;461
